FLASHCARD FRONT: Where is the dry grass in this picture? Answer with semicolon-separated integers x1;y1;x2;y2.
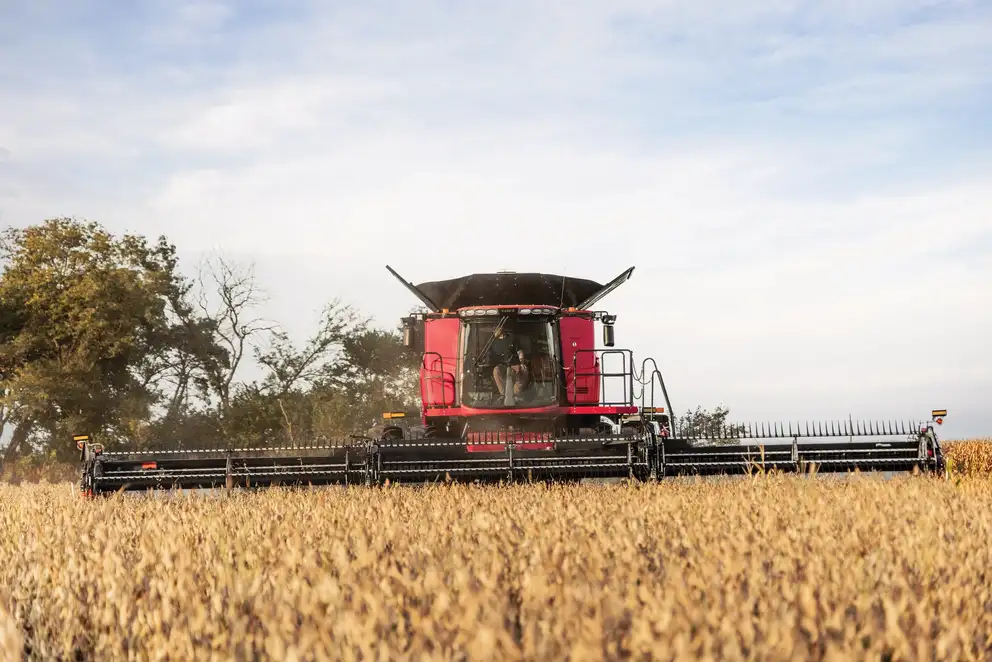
945;439;992;476
0;600;22;662
2;471;992;661
0;455;77;486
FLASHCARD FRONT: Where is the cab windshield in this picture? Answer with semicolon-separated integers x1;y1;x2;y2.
462;317;557;407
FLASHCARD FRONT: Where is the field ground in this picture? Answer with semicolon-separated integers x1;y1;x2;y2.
0;440;990;660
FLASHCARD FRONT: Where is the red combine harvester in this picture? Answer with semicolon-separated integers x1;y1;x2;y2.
77;266;947;494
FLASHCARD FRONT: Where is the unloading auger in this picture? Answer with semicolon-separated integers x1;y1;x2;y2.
76;267;947;495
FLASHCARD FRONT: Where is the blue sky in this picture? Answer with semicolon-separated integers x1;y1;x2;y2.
1;0;990;438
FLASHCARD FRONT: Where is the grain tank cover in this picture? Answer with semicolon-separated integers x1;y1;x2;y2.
415;272;604;309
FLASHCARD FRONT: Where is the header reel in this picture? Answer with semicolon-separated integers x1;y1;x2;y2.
75;410;948;496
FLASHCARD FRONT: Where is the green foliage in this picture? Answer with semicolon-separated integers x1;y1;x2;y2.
0;218;192;459
228;324;419;446
675;404;746;444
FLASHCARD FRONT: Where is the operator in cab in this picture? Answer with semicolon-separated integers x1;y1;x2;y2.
488;324;529;398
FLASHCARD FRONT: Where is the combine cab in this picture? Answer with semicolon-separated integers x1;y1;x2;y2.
77;267;947;495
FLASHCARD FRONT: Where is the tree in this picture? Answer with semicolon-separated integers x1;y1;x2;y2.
255;299;363;397
218;300;366;447
318;325;420;433
0;218;192;461
191;256;276;418
674;404;746;444
228;316;420;446
127;254;276;450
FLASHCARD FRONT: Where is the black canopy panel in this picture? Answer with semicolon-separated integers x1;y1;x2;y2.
415;272;605;309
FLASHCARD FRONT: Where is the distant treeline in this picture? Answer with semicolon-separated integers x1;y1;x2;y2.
0;217;419;465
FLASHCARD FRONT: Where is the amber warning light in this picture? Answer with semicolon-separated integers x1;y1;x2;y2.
931;409;947;425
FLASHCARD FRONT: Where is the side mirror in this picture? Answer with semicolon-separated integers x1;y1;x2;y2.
603;324;615;347
402;319;415;348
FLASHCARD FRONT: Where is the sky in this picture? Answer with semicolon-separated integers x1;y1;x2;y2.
0;0;990;438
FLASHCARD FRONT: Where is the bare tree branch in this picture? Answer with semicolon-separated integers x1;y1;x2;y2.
254;300;365;397
192;254;279;418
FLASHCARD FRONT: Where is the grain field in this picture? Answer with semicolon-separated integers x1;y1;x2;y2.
945;439;992;475
2;463;992;661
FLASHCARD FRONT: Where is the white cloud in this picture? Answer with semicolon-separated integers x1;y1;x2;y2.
1;0;990;437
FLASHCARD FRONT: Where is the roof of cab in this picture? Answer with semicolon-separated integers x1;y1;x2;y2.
414;272;603;309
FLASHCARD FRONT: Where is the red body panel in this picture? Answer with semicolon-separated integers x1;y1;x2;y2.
558;316;600;405
426;405;637;418
466;430;554;452
421;317;459;410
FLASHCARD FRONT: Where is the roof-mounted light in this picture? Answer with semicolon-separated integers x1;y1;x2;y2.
459;306;557;316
